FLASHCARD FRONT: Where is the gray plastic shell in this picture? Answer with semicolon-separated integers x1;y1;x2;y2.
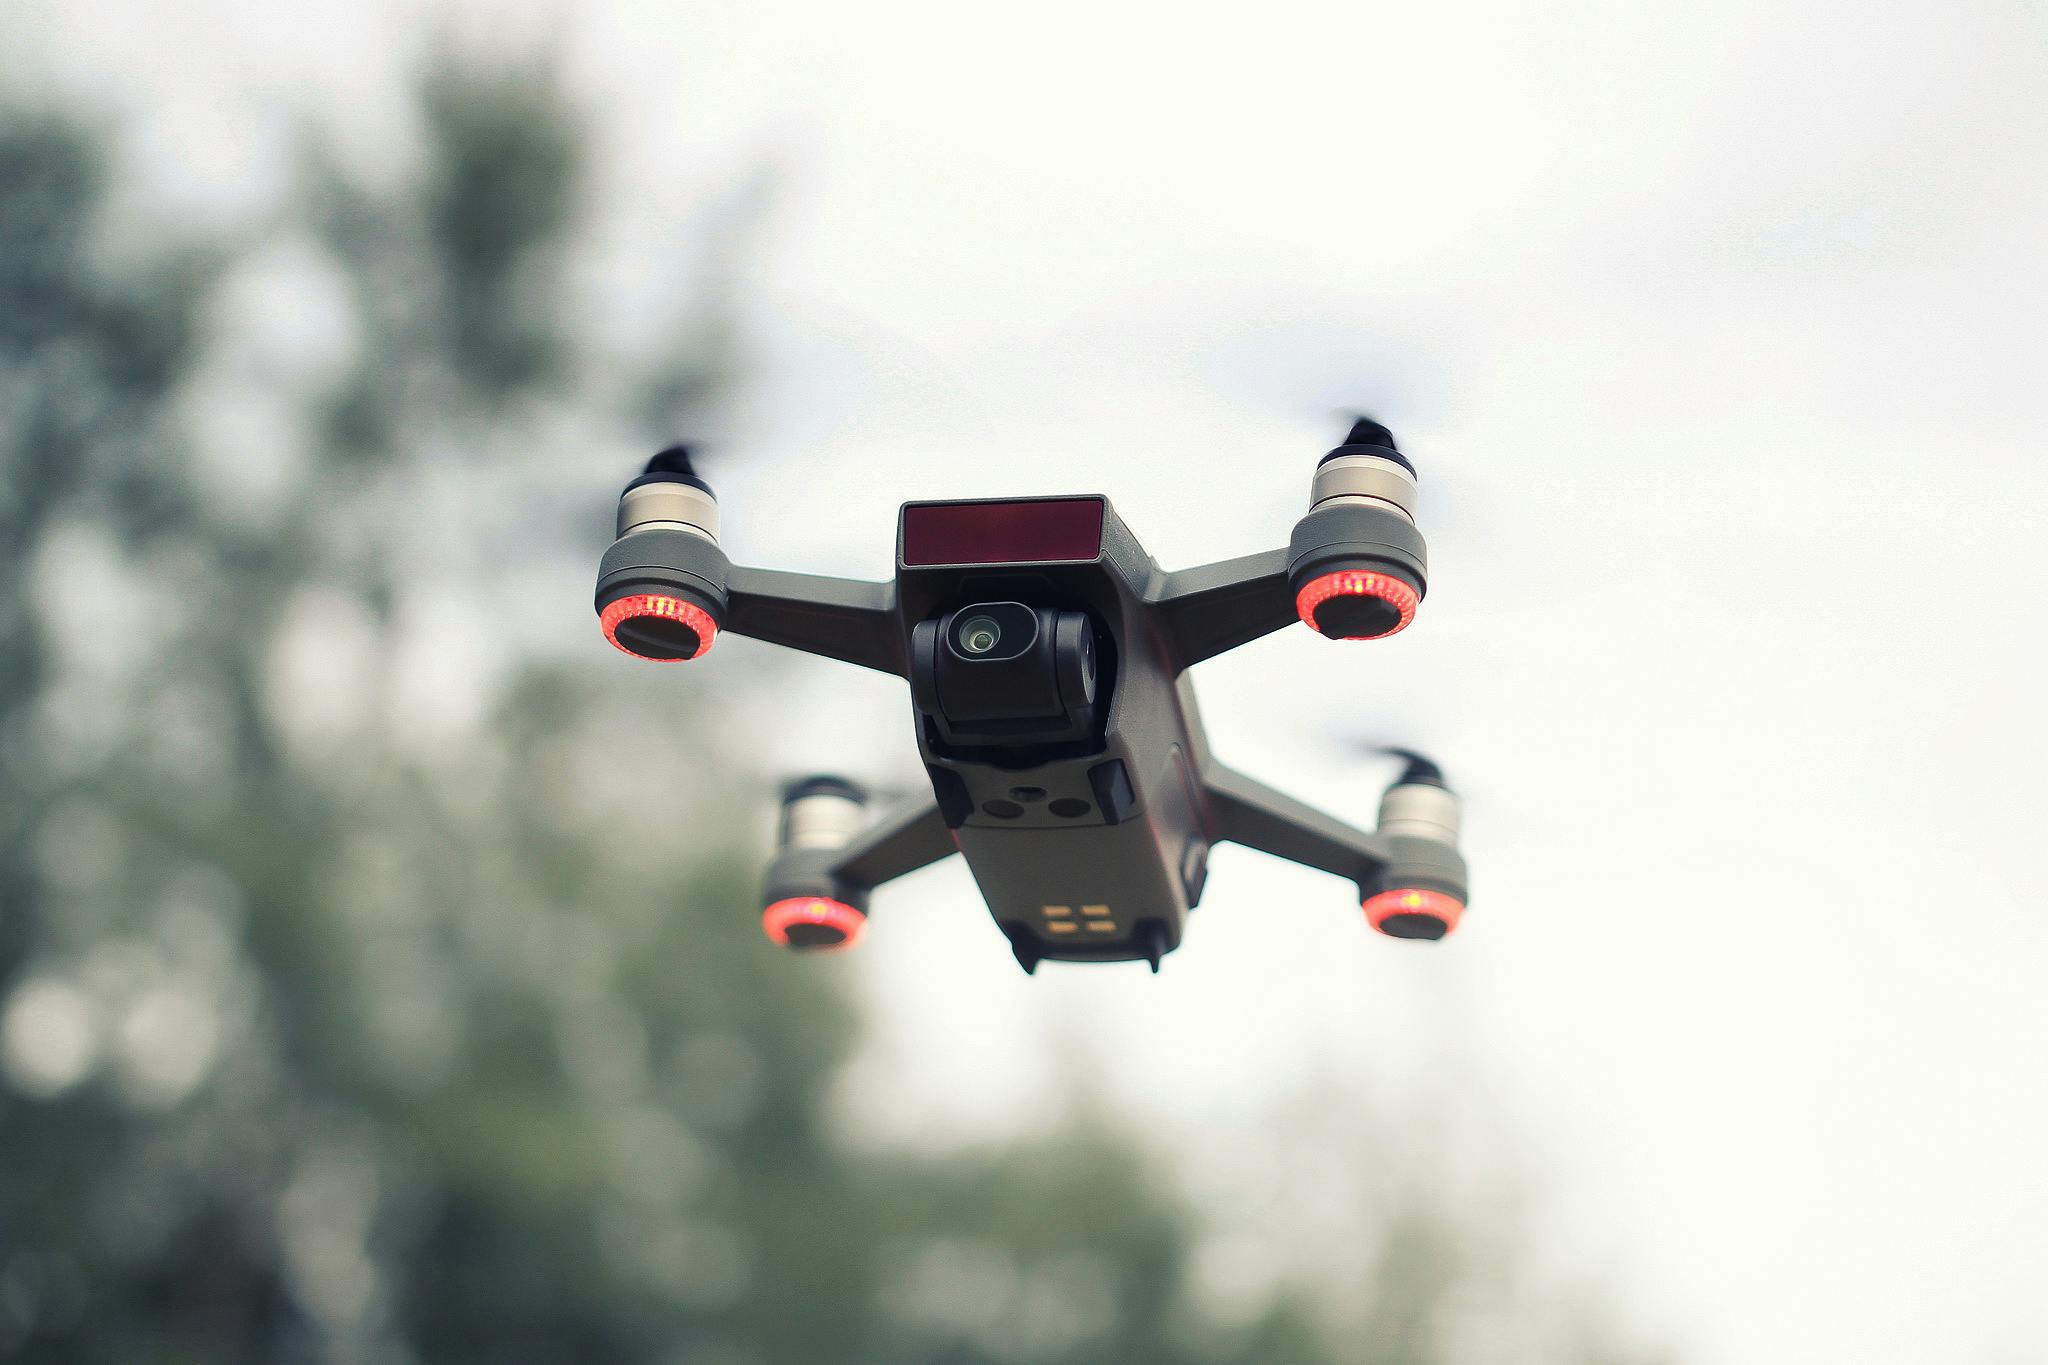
1287;500;1429;594
595;527;732;618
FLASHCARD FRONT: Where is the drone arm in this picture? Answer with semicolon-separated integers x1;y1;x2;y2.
828;798;959;890
1201;761;1390;893
1150;549;1297;671
725;566;906;676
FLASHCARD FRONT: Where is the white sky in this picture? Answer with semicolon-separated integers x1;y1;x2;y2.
14;0;2048;1360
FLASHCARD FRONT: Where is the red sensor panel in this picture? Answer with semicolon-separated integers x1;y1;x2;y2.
901;498;1104;567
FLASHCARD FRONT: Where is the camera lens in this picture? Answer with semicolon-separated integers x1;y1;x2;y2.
957;615;1002;655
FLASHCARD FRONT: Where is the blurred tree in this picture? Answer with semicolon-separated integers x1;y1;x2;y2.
0;70;1666;1365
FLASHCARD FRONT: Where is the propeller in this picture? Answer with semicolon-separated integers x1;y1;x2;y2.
643;443;700;479
1319;734;1527;845
1329;413;1403;458
1189;301;1506;548
1379;745;1449;790
1332;737;1449;786
626;442;716;495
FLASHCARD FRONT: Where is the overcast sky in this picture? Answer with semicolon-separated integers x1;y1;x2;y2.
15;1;2048;1360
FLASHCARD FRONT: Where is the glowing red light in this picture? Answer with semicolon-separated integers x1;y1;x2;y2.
1362;887;1465;937
761;897;867;950
1294;570;1419;639
600;593;718;661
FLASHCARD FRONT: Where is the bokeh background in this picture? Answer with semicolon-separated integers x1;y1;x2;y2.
3;3;2045;1363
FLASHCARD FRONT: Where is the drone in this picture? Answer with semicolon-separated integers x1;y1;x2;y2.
593;418;1469;973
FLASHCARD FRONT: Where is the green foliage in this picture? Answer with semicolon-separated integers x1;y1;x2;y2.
0;69;1666;1365
419;68;579;394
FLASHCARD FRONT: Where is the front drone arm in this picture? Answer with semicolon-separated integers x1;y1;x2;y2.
726;566;905;676
1150;550;1297;670
594;447;907;675
1148;418;1436;673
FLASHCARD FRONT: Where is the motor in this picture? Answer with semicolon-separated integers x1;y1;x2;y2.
760;776;871;951
1289;417;1430;641
595;446;729;662
1363;750;1468;939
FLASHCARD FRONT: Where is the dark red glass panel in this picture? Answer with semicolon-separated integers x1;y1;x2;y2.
901;498;1104;566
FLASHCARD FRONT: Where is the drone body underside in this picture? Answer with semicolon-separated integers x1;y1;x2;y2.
595;422;1470;973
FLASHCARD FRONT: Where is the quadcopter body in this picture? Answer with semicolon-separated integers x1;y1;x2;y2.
594;420;1469;972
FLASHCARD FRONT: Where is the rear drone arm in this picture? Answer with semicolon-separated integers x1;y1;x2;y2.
825;796;957;890
759;784;958;950
1200;756;1473;939
1201;761;1391;891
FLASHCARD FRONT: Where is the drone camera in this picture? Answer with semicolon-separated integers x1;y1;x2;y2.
1290;418;1429;641
596;446;731;662
912;601;1101;746
761;776;872;950
950;603;1037;663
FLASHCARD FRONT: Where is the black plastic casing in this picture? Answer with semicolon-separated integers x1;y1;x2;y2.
889;497;1210;967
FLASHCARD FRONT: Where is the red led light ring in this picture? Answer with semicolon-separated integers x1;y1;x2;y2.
761;897;867;950
600;593;719;661
1362;888;1465;935
1294;570;1420;639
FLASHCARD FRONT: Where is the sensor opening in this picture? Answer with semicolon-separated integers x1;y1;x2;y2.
957;615;1003;655
945;601;1039;663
